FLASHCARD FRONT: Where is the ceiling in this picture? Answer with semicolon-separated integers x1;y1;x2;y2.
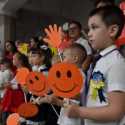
0;0;94;24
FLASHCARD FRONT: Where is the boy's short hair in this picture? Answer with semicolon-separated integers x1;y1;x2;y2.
94;0;115;7
89;5;125;39
68;21;82;30
68;43;87;65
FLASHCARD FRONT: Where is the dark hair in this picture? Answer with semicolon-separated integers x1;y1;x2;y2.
29;48;52;69
89;5;125;39
29;48;45;56
94;0;115;7
5;40;17;53
68;20;82;30
29;36;41;49
15;52;31;70
1;58;12;69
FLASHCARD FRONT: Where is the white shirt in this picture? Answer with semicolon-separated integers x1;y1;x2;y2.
75;37;92;55
57;98;81;125
32;65;48;76
85;45;125;125
57;69;85;125
0;69;13;97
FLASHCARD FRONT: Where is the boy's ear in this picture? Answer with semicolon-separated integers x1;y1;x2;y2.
73;55;79;63
109;25;119;38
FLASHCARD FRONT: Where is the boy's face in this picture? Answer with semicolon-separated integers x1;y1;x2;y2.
63;49;75;64
69;23;81;39
88;15;112;50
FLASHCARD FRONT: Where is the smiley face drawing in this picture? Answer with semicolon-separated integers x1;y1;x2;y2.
17;102;38;118
48;63;83;98
26;72;48;96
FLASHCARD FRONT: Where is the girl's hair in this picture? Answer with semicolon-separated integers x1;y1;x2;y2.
29;36;41;49
5;40;17;53
15;52;31;70
29;48;52;69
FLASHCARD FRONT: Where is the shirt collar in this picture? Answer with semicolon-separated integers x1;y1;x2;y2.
100;45;117;56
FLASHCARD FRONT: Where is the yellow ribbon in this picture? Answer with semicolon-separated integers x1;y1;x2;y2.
18;43;29;56
90;80;105;100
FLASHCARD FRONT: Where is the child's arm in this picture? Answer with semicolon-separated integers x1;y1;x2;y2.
47;94;64;106
66;91;125;122
36;94;64;106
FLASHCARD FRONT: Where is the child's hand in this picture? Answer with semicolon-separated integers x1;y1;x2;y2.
66;105;80;118
35;96;48;105
46;94;63;106
46;94;58;104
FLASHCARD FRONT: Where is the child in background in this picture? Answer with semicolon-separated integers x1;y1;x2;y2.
0;59;13;99
46;43;87;125
66;6;125;125
26;48;51;125
31;50;61;125
2;52;30;125
31;48;51;74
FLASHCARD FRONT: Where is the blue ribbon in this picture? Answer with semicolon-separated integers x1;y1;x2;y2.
98;89;106;103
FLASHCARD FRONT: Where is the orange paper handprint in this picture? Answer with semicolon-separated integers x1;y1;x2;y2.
7;113;20;125
43;24;62;48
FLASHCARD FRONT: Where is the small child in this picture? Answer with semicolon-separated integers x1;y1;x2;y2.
47;43;87;125
66;5;125;125
2;52;30;125
30;48;50;74
0;59;13;99
26;48;51;125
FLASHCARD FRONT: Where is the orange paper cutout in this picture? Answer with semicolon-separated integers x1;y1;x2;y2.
17;102;38;118
15;67;30;85
7;113;20;125
26;72;48;96
48;63;83;98
43;24;62;48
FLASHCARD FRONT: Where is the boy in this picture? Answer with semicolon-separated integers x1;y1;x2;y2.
66;5;125;125
68;21;92;71
45;43;87;125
